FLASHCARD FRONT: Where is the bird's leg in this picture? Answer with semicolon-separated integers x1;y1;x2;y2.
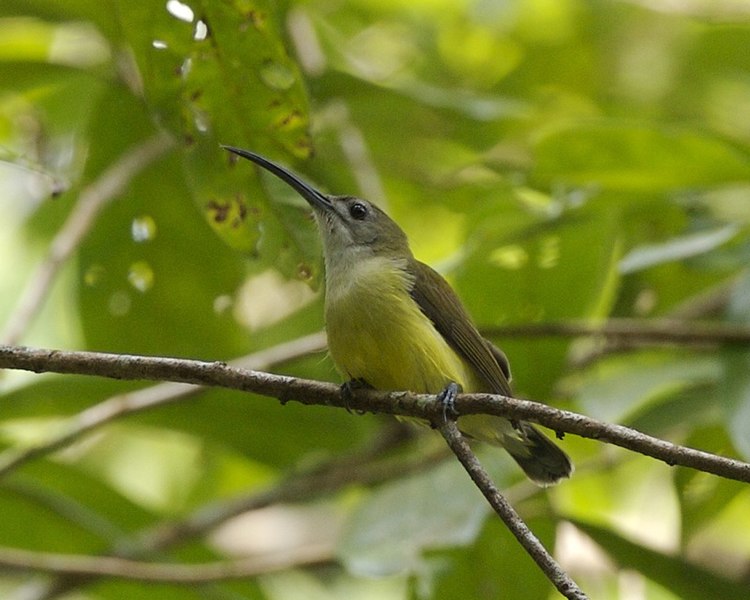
340;378;372;414
437;381;461;423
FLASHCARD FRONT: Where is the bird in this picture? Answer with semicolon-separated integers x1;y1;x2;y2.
224;146;572;485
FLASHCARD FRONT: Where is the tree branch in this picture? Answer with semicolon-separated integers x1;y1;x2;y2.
437;418;588;600
1;344;748;483
0;332;325;477
482;318;750;346
0;544;331;583
0;131;174;346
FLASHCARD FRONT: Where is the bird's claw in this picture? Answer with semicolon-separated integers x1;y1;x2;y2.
438;381;461;423
341;378;371;414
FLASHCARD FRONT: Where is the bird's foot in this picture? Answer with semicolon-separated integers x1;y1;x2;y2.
340;378;371;414
437;381;461;423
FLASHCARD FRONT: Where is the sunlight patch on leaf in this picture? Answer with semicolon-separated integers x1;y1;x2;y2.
573;351;721;424
234;269;318;331
619;224;739;274
574;519;750;600
338;459;490;577
74;424;205;513
0;18;110;67
488;244;529;270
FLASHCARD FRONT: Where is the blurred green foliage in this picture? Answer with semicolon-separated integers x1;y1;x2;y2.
1;0;750;598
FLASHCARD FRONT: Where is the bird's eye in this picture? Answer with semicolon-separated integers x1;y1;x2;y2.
349;202;368;220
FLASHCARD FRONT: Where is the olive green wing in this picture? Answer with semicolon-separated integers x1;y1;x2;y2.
409;259;513;396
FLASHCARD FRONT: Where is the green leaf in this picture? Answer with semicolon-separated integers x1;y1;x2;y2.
111;0;317;279
56;82;248;358
627;384;723;436
532;122;750;192
337;458;494;576
573;350;721;424
455;202;623;400
619;224;740;274
0;460;155;552
574;520;749;600
431;516;556;600
136;388;375;469
674;429;746;541
0;1;117;40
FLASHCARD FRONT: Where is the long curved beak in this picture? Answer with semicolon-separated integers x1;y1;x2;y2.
222;146;333;213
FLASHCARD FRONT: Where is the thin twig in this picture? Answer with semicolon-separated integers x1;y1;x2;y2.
0;344;748;483
14;427;442;600
1;131;174;346
437;418;588;600
0;543;331;583
482;318;750;346
132;425;430;552
0;332;325;477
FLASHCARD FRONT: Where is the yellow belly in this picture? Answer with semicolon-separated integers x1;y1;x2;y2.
323;258;569;483
324;258;484;394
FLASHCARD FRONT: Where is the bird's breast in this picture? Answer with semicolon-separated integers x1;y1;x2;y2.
324;257;480;393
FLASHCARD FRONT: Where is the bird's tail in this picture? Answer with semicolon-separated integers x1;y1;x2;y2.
502;421;573;486
459;415;573;486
